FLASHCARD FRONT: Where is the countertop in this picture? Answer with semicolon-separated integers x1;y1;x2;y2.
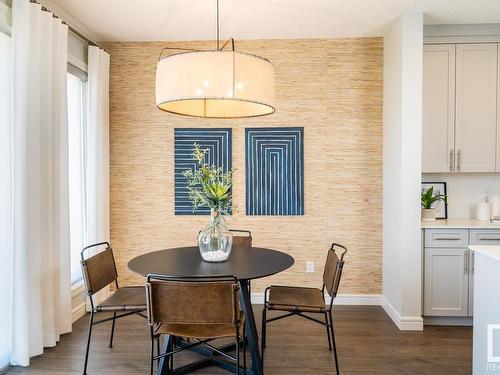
469;245;500;262
421;218;500;229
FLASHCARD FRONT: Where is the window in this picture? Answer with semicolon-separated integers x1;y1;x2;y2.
67;70;87;284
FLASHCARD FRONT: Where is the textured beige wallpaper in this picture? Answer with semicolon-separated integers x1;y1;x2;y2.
103;38;383;294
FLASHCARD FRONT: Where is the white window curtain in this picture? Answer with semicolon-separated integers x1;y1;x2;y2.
0;28;13;372
85;46;111;303
87;46;110;246
10;0;71;366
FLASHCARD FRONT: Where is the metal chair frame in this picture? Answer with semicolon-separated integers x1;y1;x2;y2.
145;274;246;375
81;242;147;375
261;243;347;375
230;229;253;296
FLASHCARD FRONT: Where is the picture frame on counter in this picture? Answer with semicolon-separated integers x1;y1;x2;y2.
421;181;448;219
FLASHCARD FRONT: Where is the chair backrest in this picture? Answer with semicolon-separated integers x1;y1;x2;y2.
145;275;239;326
81;242;118;297
322;243;347;298
230;229;252;248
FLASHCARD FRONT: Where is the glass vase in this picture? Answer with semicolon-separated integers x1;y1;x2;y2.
198;210;233;262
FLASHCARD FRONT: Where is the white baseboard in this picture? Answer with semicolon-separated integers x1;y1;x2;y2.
330;293;382;305
423;316;472;326
72;302;86;323
69;290;422;329
71;280;85;298
381;296;423;331
71;279;87;323
250;292;382;306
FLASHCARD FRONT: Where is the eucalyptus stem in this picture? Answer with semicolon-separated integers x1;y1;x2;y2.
182;143;236;214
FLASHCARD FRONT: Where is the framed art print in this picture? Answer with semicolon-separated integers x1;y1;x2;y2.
421;181;447;219
245;127;304;216
174;128;232;215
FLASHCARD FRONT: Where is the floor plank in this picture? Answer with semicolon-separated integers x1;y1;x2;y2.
5;306;472;374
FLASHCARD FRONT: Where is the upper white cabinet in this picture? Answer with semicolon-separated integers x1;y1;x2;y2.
422;43;499;173
422;45;455;173
455;44;498;172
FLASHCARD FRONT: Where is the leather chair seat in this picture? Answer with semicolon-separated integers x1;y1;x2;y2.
268;285;326;313
96;286;147;312
155;312;245;339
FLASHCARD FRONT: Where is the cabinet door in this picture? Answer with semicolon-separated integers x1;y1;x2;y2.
422;45;455;173
468;251;474;317
424;248;468;316
455;44;498;172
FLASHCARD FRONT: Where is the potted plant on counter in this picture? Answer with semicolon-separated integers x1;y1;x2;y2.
421;186;447;222
183;143;236;262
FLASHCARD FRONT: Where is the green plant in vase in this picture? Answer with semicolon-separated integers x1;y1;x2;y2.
183;143;236;262
421;186;447;222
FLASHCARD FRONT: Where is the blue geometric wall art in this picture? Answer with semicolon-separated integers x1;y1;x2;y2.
174;128;232;215
245;127;304;215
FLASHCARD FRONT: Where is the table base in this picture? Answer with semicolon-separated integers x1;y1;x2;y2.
157;337;252;375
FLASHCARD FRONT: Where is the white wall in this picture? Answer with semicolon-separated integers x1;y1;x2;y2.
382;12;424;330
422;173;500;218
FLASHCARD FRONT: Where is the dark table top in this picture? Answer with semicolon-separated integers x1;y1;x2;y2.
128;245;294;281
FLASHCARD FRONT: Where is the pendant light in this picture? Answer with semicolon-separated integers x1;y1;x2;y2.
155;0;275;118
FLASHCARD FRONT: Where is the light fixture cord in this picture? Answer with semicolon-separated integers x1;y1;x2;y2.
216;0;220;50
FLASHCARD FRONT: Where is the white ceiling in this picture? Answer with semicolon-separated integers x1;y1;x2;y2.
47;0;500;42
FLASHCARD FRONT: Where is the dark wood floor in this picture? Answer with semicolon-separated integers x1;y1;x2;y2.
5;306;471;375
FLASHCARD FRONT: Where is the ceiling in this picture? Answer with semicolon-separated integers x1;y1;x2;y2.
48;0;500;42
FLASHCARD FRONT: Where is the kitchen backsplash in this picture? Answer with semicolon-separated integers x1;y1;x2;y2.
422;173;500;218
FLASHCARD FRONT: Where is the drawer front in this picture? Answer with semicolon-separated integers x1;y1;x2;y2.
424;229;469;248
470;229;500;245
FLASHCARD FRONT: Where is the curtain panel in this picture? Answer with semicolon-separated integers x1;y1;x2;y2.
11;0;71;366
85;46;111;306
87;46;110;248
0;26;13;372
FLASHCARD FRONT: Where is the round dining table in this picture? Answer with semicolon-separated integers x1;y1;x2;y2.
128;244;294;375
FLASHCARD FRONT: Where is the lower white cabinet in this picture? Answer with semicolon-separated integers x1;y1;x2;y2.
423;228;497;318
424;248;469;316
469;251;474;316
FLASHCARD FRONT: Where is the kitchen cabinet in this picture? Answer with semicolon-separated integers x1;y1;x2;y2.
468;250;474;317
423;228;500;318
422;44;455;172
424;248;469;316
422;45;455;173
455;44;497;172
422;43;499;173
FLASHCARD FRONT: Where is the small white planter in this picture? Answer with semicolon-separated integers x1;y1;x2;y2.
421;208;436;222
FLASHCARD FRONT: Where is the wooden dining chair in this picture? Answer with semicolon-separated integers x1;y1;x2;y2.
145;274;246;375
80;242;147;375
261;243;347;375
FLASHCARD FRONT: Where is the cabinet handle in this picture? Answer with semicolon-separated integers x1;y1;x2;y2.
464;250;468;274
457;149;461;171
434;237;461;241
477;237;500;241
471;252;474;274
449;149;454;172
